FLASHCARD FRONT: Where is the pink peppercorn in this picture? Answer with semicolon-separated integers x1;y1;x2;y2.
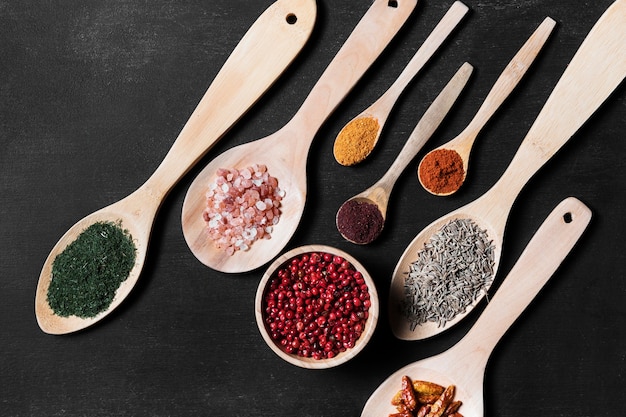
262;251;371;360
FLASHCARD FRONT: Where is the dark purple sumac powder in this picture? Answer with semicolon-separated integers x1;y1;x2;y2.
336;199;384;244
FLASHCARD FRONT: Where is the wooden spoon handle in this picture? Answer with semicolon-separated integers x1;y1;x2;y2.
377;1;469;110
143;0;317;195
458;197;592;358
498;0;626;195
457;17;556;146
289;0;417;132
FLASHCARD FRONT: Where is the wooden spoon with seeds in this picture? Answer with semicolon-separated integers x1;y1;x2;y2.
182;0;418;273
34;0;318;334
363;197;592;417
336;62;473;245
333;1;469;166
389;0;626;341
417;16;556;196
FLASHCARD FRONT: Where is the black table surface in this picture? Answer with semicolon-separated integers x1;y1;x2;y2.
2;1;625;416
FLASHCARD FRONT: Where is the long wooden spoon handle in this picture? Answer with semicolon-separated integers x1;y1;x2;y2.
378;1;469;109
459;197;592;357
499;0;626;194
145;0;317;194
379;63;473;189
460;17;556;143
290;0;417;131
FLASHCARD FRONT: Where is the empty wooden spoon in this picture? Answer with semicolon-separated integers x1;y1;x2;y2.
34;0;318;334
333;0;469;166
390;0;626;340
181;0;418;273
362;197;592;417
417;16;556;196
336;62;473;245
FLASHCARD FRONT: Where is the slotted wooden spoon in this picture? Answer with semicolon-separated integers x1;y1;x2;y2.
35;0;318;334
417;16;556;195
362;197;592;417
390;0;626;340
332;0;469;166
182;0;418;273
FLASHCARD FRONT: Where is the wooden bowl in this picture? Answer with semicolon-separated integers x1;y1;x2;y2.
255;245;379;369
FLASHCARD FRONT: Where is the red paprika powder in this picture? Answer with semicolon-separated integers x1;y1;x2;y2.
418;148;465;195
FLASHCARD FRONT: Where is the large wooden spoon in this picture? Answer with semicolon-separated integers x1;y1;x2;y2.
182;0;418;273
362;197;592;417
390;0;626;340
417;16;556;196
332;1;469;166
336;62;473;245
35;0;318;334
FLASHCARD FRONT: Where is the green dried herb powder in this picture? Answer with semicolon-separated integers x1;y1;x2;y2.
47;221;137;318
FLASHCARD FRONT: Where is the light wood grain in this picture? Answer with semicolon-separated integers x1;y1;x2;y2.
363;197;592;417
418;16;557;195
337;62;473;243
34;0;317;334
390;0;626;340
333;1;469;166
182;0;418;273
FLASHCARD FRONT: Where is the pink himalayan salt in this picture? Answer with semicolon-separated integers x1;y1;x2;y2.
203;164;285;255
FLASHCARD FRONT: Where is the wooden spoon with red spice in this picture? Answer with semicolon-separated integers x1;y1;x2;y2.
417;17;556;196
182;0;418;273
34;0;318;334
390;0;626;341
363;197;592;417
336;62;473;245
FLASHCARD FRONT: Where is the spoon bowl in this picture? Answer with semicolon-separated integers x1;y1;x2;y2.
332;1;469;166
417;16;556;196
336;62;473;244
363;197;592;417
34;0;318;334
391;0;626;340
182;0;418;273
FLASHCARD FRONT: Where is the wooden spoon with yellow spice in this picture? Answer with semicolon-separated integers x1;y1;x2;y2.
336;62;473;245
333;1;469;166
35;0;317;334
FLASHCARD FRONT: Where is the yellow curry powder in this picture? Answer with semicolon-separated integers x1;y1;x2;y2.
333;116;379;166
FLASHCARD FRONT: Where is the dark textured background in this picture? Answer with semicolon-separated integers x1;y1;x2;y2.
2;0;625;416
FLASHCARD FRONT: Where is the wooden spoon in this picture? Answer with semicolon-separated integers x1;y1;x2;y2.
182;0;418;273
333;1;469;166
417;17;556;196
336;62;474;245
34;0;318;334
362;197;592;417
390;0;626;341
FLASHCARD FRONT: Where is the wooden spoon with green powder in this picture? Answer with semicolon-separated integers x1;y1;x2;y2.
34;0;318;334
389;0;626;341
333;1;469;166
181;0;418;273
336;62;473;245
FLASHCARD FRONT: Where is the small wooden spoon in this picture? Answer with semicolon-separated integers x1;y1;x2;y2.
336;62;473;245
417;17;556;196
182;0;418;273
34;0;318;334
390;0;626;340
332;1;469;166
362;197;592;417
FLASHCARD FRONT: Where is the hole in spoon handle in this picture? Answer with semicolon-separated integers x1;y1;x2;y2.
461;197;591;354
